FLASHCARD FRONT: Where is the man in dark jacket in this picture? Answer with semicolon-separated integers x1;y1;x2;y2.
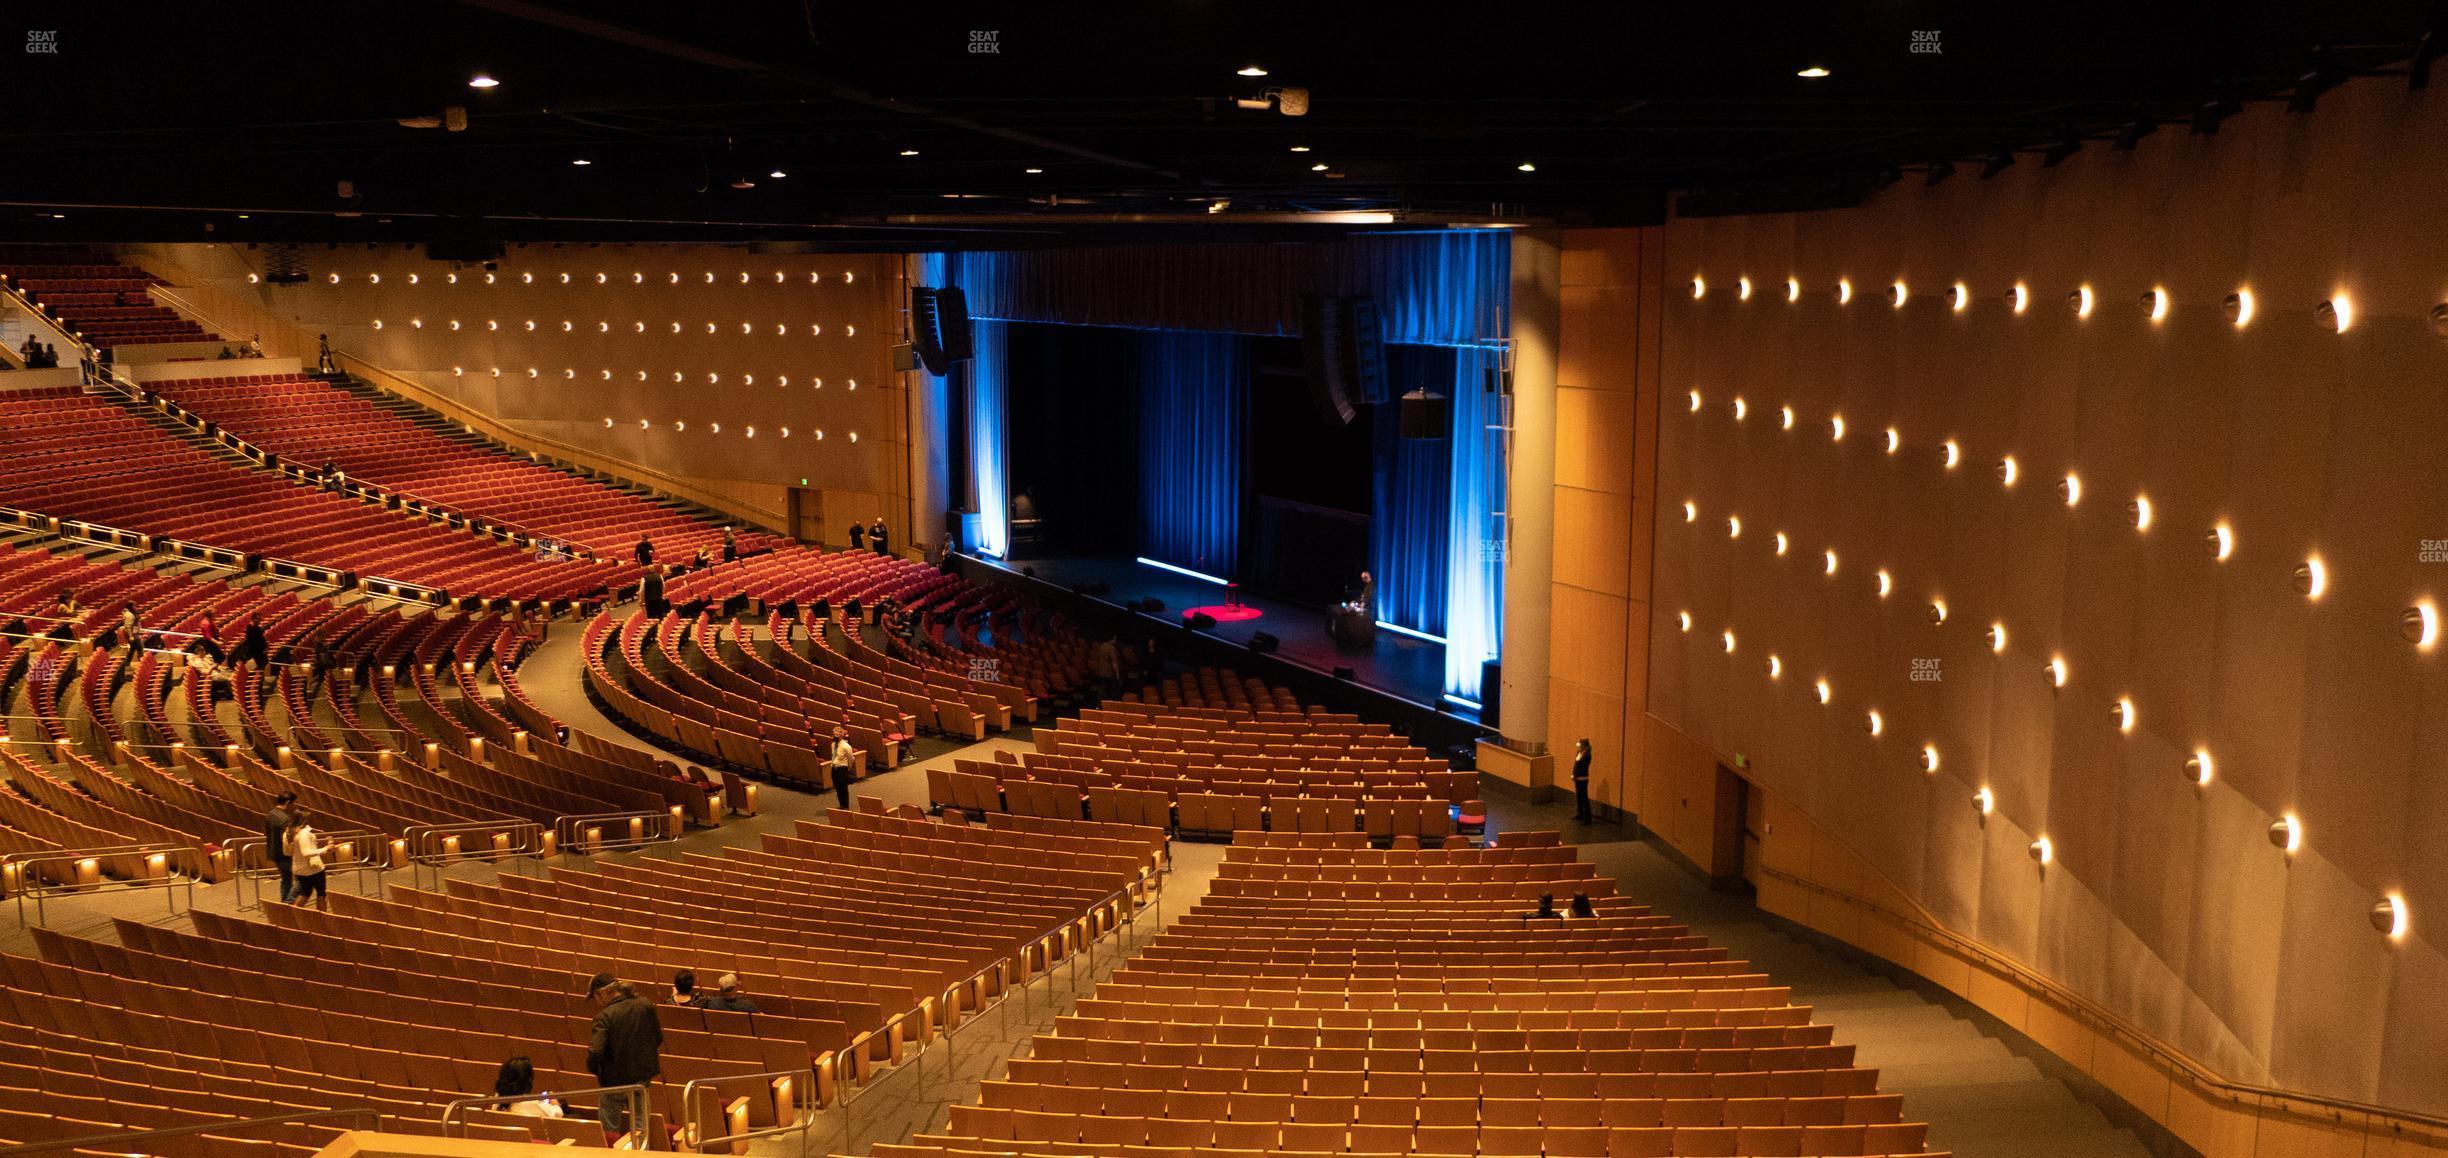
263;792;297;903
585;973;663;1140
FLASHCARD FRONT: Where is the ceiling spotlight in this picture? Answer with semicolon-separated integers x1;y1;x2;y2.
467;73;500;89
1929;600;1948;625
1830;414;1846;441
1772;532;1788;556
1288;145;1311;153
1947;282;1968;312
1024;167;1043;175
1238;65;1269;77
2010;282;2030;314
1683;500;1698;522
899;148;920;157
1726;516;1742;539
2072;285;2096;317
2270;814;2303;854
1721;630;1737;653
571;157;592;166
1797;65;1830;78
1732;397;1747;420
1884;427;1900;454
768;169;788;179
1310;162;1330;172
1888;281;1908;308
1780;406;1795;430
1689;390;1703;413
1517;161;1538;173
1981;149;2015;179
1926;160;1956;186
1737;276;1752;300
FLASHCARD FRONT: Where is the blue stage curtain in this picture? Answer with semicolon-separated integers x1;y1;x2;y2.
941;232;1509;346
1136;330;1246;577
967;319;1011;557
1370;350;1451;638
1444;346;1507;703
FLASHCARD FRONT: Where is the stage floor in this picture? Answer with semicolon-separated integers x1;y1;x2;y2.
978;553;1471;723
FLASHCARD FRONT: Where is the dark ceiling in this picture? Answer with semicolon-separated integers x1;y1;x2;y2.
1;1;2438;250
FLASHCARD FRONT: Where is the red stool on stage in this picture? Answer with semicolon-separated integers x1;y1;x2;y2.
1225;582;1242;609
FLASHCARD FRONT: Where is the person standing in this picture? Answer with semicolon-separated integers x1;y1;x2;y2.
1571;738;1593;824
720;526;738;564
869;517;889;556
263;791;297;903
285;809;330;910
116;602;140;656
316;333;335;373
846;521;865;552
827;727;856;809
585;974;663;1143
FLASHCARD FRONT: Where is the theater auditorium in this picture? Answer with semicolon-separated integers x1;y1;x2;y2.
0;5;2442;1157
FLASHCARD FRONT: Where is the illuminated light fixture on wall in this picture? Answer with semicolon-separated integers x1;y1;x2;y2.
1943;439;1961;469
743;374;755;386
1875;569;1893;598
596;273;608;283
2373;894;2409;939
668;272;681;284
2059;473;2082;507
525;368;538;379
484;273;497;285
1884;427;1900;454
1888;280;1908;308
446;273;459;285
561;369;574;379
2316;295;2353;332
708;423;720;433
522;320;535;331
1987;622;2008;653
451;366;463;377
2295;555;2329;600
1767;655;1782;678
2433;303;2448;339
597;322;609;332
2209;522;2235;561
247;273;259;284
1865;709;1883;736
1998;456;2019;487
777;376;789;387
2224;290;2255;327
1814;678;1832;704
1772;532;1789;556
1689;389;1704;413
1732;396;1747;421
448;320;461;331
1920;745;1939;773
1780;406;1796;430
1929;600;1948;625
706;373;720;385
847;431;860;443
2010;282;2029;314
406;273;419;285
327;273;340;284
2070;285;2095;317
706;322;718;335
639;419;652;430
1738;276;1752;300
370;319;383;330
745;426;757;438
811;429;825;440
1829;414;1846;441
599;370;610;380
1726;516;1742;539
2269;814;2303;854
2129;496;2154;531
780;427;791;438
2405;600;2440;649
488;367;500;377
632;272;644;284
2186;748;2214;786
1974;787;1995;816
367;273;380;284
520;271;533;284
1946;282;1966;311
1678;611;1693;633
671;322;683;334
1785;277;1801;302
1691;276;1707;299
1836;278;1853;305
1823;550;1839;576
603;417;614;428
2114;696;2137;733
1721;629;1737;653
410;318;422;329
1683;501;1698;523
673;421;687;433
485;320;499;331
634;322;646;333
2046;657;2068;689
2030;836;2053;866
704;272;716;284
2144;287;2169;322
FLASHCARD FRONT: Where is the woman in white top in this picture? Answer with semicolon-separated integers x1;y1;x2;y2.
286;812;330;909
494;1056;565;1119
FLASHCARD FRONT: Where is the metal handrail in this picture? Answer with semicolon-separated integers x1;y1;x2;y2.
676;1067;819;1155
441;1083;649;1142
222;831;388;909
554;808;679;855
0;1107;386;1155
4;842;198;925
401;819;543;890
1756;865;2448;1134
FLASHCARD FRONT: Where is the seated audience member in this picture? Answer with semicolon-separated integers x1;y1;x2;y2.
493;1055;564;1118
1523;893;1562;920
670;970;699;1006
698;973;760;1013
1568;892;1597;919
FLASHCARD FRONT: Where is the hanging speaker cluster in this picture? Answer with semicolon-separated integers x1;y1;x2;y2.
1301;294;1388;425
910;286;973;375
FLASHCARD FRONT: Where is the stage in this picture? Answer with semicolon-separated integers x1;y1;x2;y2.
970;552;1478;727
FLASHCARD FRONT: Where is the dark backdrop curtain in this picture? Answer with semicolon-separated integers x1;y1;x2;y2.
1004;324;1139;556
1370;346;1452;637
1135;330;1246;577
937;231;1509;346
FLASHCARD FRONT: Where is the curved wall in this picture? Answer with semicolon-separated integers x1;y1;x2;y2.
1647;77;2448;1115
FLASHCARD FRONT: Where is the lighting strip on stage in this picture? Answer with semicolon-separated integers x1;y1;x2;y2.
1442;694;1483;710
1134;556;1230;586
1376;620;1448;644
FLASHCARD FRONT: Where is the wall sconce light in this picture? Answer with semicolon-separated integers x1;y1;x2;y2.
1733;397;1748;421
1722;629;1737;653
2373;894;2408;939
2143;287;2169;322
1875;569;1894;598
2186;748;2214;786
1929;600;1948;625
1920;745;1940;772
1888;280;1908;308
2225;290;2255;327
1836;278;1853;304
1999;457;2019;487
2030;836;2053;865
2114;696;2137;733
1678;611;1692;633
1727;516;1742;539
1786;277;1801;302
2316;295;2353;332
1947;282;1968;311
1738;276;1753;300
1780;406;1796;430
2130;496;2153;531
2295;555;2328;600
2431;303;2448;339
1691;276;1706;299
2405;600;2440;649
1885;427;1901;455
1814;678;1832;704
1975;787;1995;816
2070;285;2095;317
370;319;383;330
2270;814;2303;854
1823;550;1839;576
1683;501;1698;523
1690;390;1704;413
1943;440;1961;469
1866;709;1884;736
1988;622;2008;653
2059;474;2082;506
1767;655;1782;678
1772;532;1789;556
2009;283;2029;314
2209;522;2235;561
2046;657;2068;688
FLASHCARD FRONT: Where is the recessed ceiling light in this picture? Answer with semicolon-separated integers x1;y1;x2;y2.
1517;161;1538;173
467;73;499;89
899;149;920;157
1024;167;1044;174
1311;163;1330;172
1288;145;1311;153
571;158;592;166
1797;66;1831;78
769;169;788;179
1238;65;1269;77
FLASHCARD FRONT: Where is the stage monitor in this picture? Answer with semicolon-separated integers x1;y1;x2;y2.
1248;630;1280;654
